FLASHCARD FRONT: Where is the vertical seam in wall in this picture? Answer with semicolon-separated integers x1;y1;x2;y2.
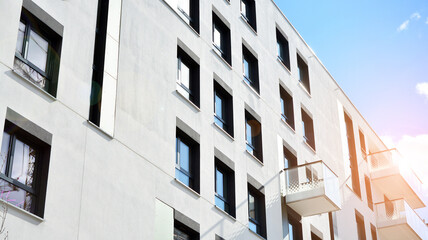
76;123;89;240
111;0;123;137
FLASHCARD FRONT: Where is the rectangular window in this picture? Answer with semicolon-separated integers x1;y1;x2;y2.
359;130;367;160
301;109;315;151
280;86;295;129
177;47;200;107
365;176;373;210
248;184;266;238
283;146;297;169
212;13;231;65
276;29;290;70
176;128;200;193
215;159;235;217
240;0;257;31
245;110;263;161
297;54;310;94
242;45;259;93
174;219;199;240
177;0;200;33
329;212;336;240
370;224;377;240
355;211;366;240
14;8;62;96
345;113;361;197
0;120;50;217
214;81;234;137
288;207;303;240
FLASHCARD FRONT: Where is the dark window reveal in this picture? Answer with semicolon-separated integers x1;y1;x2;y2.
240;0;257;31
242;45;259;93
245;111;263;161
276;29;290;70
280;86;295;129
212;13;231;65
301;109;315;151
297;54;310;94
215;159;235;217
214;81;233;136
177;47;200;107
175;128;200;193
248;184;266;238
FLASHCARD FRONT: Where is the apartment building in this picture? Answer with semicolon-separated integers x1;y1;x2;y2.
0;0;426;239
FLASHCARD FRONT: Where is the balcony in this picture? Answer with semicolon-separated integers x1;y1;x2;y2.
376;199;428;240
369;149;425;209
280;160;341;217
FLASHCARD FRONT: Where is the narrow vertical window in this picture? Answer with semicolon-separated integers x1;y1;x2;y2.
370;224;377;240
175;128;200;193
359;130;367;160
177;47;200;107
276;29;290;70
355;211;366;240
297;54;310;94
176;0;199;33
248;184;266;238
212;13;231;65
245;110;263;161
365;176;373;210
280;86;295;129
345;113;361;197
242;45;260;93
240;0;257;31
288;207;303;240
214;159;235;217
301;109;316;151
214;81;233;136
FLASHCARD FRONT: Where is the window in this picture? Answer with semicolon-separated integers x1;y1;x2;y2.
174;219;199;240
370;224;377;240
242;45;260;93
280;86;295;129
245;110;263;161
176;128;200;193
214;81;233;136
240;0;257;31
365;176;373;210
276;29;290;70
89;0;110;126
355;211;366;240
345;113;361;197
248;184;266;238
301;109;315;151
14;8;61;96
177;0;200;33
329;212;336;240
359;130;367;160
0;120;50;217
215;159;235;217
311;232;322;240
283;146;297;169
177;47;200;107
297;54;310;94
288;207;303;240
212;13;231;65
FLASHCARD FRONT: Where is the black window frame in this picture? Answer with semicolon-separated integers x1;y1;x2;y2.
301;109;316;151
276;29;291;70
214;158;236;217
0;120;50;217
240;0;257;32
248;184;266;238
245;110;263;161
288;206;303;240
297;54;310;94
174;219;199;240
212;13;231;65
14;8;62;97
177;47;200;107
177;0;200;33
175;128;200;193
280;86;295;129
242;45;260;93
214;81;234;137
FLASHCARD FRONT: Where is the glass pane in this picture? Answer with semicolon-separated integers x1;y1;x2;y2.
277;42;282;58
280;97;285;116
0;133;10;175
248;193;255;219
214;26;221;49
16;21;26;55
243;59;250;79
216;168;224;197
215;94;223;119
174;227;190;240
249;221;257;233
215;195;225;211
246;122;252;145
26;30;48;72
175;168;190;187
11;139;36;187
214;116;224;129
297;66;302;82
180;62;190;89
178;0;190;16
241;1;247;17
179;141;190;173
289;223;294;240
0;179;35;213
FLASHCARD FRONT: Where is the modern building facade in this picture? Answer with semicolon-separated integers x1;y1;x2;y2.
0;0;426;239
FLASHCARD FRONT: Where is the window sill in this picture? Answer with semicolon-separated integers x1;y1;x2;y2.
213;205;236;222
303;140;316;154
248;228;267;240
160;0;200;37
298;81;312;98
174;178;201;198
277;58;291;75
175;89;201;112
213;122;234;141
87;120;114;139
211;48;233;70
245;150;264;166
240;15;258;36
242;79;261;98
0;199;44;223
11;69;57;101
280;118;295;134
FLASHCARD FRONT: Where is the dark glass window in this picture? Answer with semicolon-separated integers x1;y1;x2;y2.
297;54;310;94
14;8;61;96
345;113;361;197
301;109;315;151
242;45;259;93
214;159;235;217
177;0;200;33
365;176;373;210
276;29;290;70
245;111;263;161
359;130;367;160
240;0;257;31
288;207;303;240
355;211;366;240
248;184;266;238
175;129;200;193
212;13;231;65
214;82;233;136
0;121;50;217
370;224;377;240
177;47;200;107
280;86;295;129
174;219;199;240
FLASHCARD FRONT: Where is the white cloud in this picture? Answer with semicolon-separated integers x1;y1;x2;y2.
411;12;421;20
416;82;428;100
397;20;410;32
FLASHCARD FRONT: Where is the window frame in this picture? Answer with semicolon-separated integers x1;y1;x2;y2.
175;128;200;193
212;13;231;65
280;86;295;129
247;184;266;238
214;159;235;217
240;0;257;31
297;54;310;94
213;81;234;137
301;109;316;151
176;0;200;33
177;47;200;107
242;45;260;93
276;29;291;70
245;111;263;161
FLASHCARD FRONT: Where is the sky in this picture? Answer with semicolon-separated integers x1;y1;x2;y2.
275;0;428;220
